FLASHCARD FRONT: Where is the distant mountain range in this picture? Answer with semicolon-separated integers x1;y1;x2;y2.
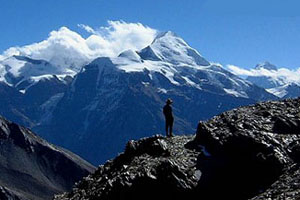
246;61;300;98
1;30;298;165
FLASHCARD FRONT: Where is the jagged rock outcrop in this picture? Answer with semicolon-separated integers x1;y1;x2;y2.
0;115;96;200
194;98;300;199
54;98;300;200
54;135;200;200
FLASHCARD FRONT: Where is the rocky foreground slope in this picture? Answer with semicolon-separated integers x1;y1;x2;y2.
0;116;96;200
55;98;300;200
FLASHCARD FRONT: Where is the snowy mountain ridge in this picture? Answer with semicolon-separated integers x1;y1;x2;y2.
144;31;210;66
254;61;278;71
0;30;264;99
85;32;267;99
0;55;76;93
245;61;300;98
266;83;300;98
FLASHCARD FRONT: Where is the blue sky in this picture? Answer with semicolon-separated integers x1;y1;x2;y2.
1;0;300;69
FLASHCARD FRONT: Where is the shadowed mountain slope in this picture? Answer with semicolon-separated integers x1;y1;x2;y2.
0;115;96;200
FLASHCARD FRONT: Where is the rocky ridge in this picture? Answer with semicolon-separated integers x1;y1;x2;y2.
0;115;96;200
55;135;199;200
55;98;300;199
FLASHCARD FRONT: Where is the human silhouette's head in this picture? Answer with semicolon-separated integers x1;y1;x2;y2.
166;98;173;105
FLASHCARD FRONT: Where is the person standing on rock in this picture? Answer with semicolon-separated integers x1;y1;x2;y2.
163;98;174;137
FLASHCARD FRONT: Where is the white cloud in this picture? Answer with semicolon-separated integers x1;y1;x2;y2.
1;21;158;70
78;24;97;34
227;65;255;76
227;64;300;84
88;20;158;56
276;68;300;83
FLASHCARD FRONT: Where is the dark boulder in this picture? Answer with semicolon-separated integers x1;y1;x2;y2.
272;115;300;134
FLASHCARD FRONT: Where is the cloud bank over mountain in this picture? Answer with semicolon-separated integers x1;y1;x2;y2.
0;21;157;69
227;64;300;84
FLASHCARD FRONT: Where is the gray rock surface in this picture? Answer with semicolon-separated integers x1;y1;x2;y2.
55;135;200;200
55;98;300;200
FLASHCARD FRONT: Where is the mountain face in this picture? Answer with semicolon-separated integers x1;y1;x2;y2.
33;32;276;165
0;55;74;128
246;61;300;99
54;98;300;200
0;115;96;200
0;82;29;127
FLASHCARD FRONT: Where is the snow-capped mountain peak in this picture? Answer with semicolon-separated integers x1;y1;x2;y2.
153;31;178;40
138;31;210;66
255;61;278;71
244;61;300;98
75;31;275;101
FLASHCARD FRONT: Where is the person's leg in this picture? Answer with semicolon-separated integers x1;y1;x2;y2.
169;118;174;136
165;121;169;136
169;125;173;136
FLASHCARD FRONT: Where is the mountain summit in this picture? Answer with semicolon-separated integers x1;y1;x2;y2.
139;31;210;66
254;61;278;71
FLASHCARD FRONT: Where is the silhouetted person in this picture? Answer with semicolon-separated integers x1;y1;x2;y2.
163;98;174;137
